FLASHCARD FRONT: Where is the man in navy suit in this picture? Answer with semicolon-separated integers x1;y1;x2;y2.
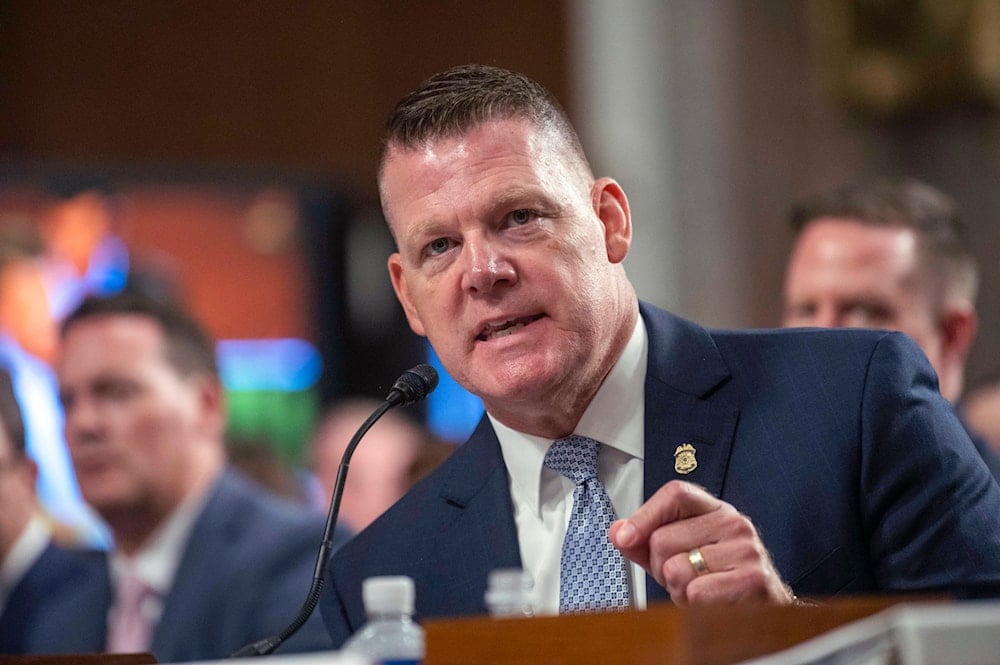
39;293;352;661
320;64;1000;645
0;366;105;654
782;177;1000;480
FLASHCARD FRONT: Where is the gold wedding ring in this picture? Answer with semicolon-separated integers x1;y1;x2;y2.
688;547;709;576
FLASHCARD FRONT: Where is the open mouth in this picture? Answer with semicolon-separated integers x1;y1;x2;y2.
476;314;544;341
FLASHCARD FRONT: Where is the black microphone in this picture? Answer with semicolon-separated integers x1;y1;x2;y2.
385;363;439;407
232;363;439;658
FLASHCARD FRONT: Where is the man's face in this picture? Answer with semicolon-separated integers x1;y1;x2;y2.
782;217;943;366
56;315;215;521
381;117;632;429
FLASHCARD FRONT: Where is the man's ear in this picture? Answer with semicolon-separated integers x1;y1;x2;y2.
25;456;38;488
940;304;977;365
592;177;632;264
197;374;227;436
388;253;427;337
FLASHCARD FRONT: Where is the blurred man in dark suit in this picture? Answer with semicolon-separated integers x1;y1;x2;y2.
46;292;351;661
0;367;103;653
782;178;1000;479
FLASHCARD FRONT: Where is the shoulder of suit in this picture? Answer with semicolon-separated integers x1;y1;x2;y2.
708;325;899;356
205;468;327;542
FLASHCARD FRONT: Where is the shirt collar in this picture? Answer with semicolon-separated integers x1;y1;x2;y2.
110;477;216;597
1;513;51;598
492;316;648;516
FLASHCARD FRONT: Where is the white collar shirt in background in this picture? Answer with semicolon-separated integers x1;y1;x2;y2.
108;478;214;634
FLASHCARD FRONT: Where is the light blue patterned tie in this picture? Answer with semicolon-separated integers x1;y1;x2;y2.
544;435;630;613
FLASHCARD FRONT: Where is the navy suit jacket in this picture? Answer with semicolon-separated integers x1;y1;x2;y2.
320;302;1000;648
0;542;107;653
7;468;350;662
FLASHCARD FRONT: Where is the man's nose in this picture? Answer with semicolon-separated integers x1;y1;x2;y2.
460;239;516;293
64;399;102;445
811;307;843;328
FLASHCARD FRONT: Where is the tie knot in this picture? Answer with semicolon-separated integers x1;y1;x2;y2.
114;573;157;624
544;435;601;485
118;574;153;603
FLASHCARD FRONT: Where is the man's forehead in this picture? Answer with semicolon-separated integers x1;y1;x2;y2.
805;216;918;245
385;115;566;163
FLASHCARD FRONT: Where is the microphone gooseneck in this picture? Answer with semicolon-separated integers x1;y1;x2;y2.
231;364;439;658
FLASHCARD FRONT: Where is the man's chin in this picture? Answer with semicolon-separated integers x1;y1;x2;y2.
477;376;557;411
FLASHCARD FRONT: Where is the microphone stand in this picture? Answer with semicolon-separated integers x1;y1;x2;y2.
232;364;436;658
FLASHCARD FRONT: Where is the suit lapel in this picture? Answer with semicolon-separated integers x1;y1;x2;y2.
432;416;521;616
152;471;235;659
639;303;740;603
7;544;111;652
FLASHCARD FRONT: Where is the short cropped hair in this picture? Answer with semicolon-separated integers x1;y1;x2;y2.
378;64;591;184
789;178;978;303
61;292;218;378
0;368;26;456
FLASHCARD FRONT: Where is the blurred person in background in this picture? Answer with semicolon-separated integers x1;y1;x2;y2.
782;177;1000;480
962;372;1000;457
37;177;131;320
0;226;108;546
0;366;105;652
227;433;312;505
49;292;350;661
308;398;453;531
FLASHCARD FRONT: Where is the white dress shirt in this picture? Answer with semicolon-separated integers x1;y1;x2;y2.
108;480;214;634
493;316;648;615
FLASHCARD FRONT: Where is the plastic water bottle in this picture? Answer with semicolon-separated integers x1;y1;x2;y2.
342;576;425;665
484;568;535;618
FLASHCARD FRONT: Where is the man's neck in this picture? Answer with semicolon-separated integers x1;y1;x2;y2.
110;460;223;556
110;509;169;557
0;513;33;562
486;302;639;438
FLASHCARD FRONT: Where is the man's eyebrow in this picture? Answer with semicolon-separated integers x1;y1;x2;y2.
406;217;451;242
490;185;547;209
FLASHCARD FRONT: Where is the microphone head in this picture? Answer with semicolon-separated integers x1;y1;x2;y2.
385;364;439;407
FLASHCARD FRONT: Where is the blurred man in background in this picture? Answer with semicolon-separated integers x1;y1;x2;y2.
37;177;131;319
308;398;453;531
0;226;107;546
782;178;1000;479
0;367;103;652
49;292;349;661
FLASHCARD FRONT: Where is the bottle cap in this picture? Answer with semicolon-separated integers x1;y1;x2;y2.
362;575;415;615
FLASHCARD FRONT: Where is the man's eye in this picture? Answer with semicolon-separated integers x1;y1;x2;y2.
509;209;533;226
426;238;451;256
783;304;814;323
95;382;135;402
854;306;892;326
